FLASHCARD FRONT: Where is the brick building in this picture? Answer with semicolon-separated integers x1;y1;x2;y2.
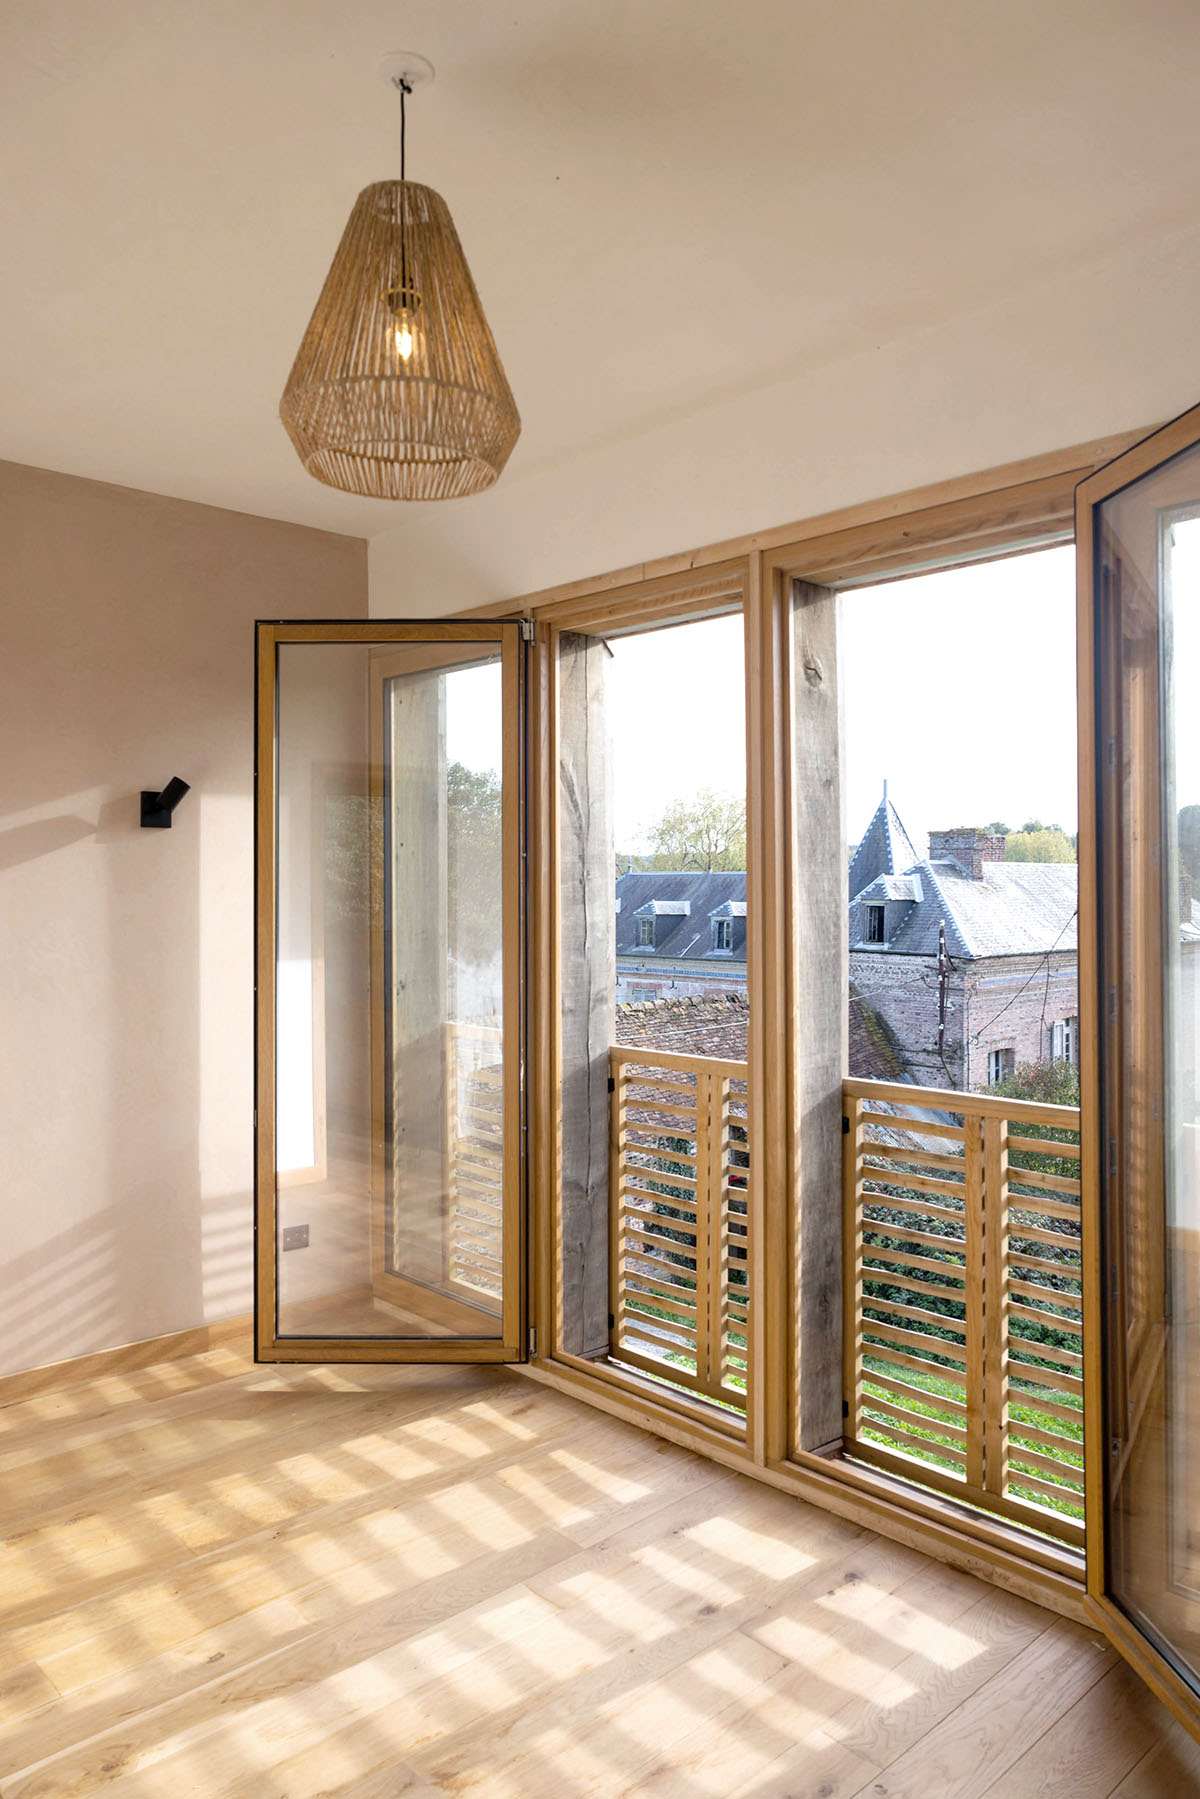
849;790;1079;1090
613;791;1079;1091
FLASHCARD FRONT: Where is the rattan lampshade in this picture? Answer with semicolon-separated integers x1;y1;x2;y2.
280;180;520;501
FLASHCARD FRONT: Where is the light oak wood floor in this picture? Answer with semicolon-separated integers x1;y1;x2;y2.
1;1343;1198;1798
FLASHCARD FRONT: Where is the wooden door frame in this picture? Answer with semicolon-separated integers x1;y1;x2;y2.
254;618;526;1364
1077;399;1200;1740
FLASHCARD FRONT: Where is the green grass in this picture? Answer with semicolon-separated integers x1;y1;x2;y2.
860;1356;1084;1524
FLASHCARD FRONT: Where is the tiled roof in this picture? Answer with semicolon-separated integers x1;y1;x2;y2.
848;984;909;1082
616;870;746;962
615;985;906;1085
616;992;749;1061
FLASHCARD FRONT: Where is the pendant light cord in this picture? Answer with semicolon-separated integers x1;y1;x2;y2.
399;76;410;180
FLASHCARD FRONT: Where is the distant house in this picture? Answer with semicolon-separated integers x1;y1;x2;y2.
615;870;747;1004
615;795;1079;1093
849;790;1079;1090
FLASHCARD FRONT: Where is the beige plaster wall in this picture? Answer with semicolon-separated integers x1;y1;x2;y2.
0;459;366;1378
368;219;1200;617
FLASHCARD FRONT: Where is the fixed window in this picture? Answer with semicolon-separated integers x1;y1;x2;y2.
714;917;733;951
636;917;654;948
866;904;886;944
987;1047;1015;1086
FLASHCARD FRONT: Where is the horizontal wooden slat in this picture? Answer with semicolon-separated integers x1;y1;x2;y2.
860;1141;969;1175
862;1268;969;1305
863;1222;968;1258
860;1113;966;1142
860;1319;968;1367
858;1415;968;1469
863;1296;966;1336
1006;1361;1083;1398
1006;1466;1085;1510
861;1391;969;1444
862;1163;967;1202
1008;1418;1085;1459
1009;1299;1083;1338
1007;1129;1086;1158
863;1193;967;1229
1008;1276;1081;1310
846;1075;1080;1131
1008;1334;1082;1371
863;1365;967;1417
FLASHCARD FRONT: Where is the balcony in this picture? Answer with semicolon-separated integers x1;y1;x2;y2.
605;1049;1083;1548
608;1045;749;1409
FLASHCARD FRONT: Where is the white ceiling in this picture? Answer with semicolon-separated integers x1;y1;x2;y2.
4;0;1200;541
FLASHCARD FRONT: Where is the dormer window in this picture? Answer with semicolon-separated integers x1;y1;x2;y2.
636;917;654;948
713;917;733;951
866;904;886;944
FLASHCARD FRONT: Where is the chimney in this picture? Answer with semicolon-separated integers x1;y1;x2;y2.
928;828;1005;881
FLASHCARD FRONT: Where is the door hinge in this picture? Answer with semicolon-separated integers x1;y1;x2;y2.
519;618;536;644
842;1114;850;1134
608;1075;616;1094
527;1326;537;1358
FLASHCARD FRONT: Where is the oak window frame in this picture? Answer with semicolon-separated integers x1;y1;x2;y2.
464;422;1155;1614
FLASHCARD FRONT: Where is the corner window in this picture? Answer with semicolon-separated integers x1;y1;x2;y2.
636;917;654;948
713;917;733;951
866;904;886;944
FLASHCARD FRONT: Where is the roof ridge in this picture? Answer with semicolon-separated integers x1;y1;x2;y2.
915;857;977;959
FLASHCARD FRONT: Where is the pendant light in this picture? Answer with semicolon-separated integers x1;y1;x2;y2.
280;55;520;501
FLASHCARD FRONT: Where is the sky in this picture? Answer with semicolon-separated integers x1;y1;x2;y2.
439;542;1103;860
606;545;1080;857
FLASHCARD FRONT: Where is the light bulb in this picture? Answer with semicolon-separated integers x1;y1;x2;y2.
395;319;415;361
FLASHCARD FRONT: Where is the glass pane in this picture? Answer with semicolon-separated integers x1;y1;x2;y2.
1101;438;1200;1688
555;613;750;1411
274;640;506;1340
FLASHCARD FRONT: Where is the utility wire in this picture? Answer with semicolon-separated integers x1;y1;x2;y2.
968;907;1078;1044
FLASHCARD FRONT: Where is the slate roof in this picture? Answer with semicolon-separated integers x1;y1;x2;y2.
852;857;1078;959
615;870;746;962
847;788;922;904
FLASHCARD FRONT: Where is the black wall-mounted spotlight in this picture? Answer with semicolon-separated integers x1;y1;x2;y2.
140;777;191;829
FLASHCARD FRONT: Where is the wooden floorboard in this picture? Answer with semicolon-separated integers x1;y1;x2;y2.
0;1344;1190;1796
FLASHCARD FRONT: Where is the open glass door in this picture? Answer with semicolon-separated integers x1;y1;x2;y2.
1080;403;1200;1733
254;620;524;1362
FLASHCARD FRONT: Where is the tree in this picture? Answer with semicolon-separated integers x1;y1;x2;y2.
1005;825;1076;863
642;790;746;872
447;761;502;969
1179;804;1200;884
985;820;1011;837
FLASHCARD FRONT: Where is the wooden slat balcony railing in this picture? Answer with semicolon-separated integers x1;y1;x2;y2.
609;1045;749;1410
844;1075;1084;1548
443;1021;505;1304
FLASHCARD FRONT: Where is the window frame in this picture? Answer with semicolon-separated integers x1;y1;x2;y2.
492;422;1158;1615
